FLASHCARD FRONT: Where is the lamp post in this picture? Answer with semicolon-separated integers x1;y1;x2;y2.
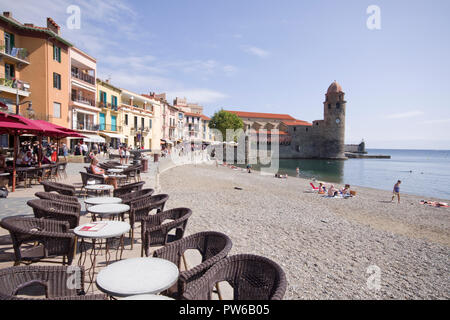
15;82;33;116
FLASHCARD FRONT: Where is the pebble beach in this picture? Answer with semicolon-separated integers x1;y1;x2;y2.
160;163;450;299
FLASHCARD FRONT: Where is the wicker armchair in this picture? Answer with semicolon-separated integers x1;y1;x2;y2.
127;194;169;250
79;172;106;196
113;181;145;198
34;192;79;205
181;254;287;300
153;231;232;299
40;181;76;196
0;217;76;266
0;265;107;300
119;188;154;206
27;199;81;229
122;165;141;183
141;207;192;257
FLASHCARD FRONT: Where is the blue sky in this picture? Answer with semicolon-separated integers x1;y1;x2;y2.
2;0;449;149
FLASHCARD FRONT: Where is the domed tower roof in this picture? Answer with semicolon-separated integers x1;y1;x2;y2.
327;81;343;94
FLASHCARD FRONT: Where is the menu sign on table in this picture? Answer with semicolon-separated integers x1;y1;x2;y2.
80;222;107;232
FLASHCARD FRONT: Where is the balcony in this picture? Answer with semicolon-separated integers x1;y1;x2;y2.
97;102;119;111
72;94;96;107
71;71;95;85
99;124;121;132
0;78;31;97
74;121;99;132
0;41;30;66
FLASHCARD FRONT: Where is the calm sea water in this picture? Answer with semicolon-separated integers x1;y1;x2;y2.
250;149;450;200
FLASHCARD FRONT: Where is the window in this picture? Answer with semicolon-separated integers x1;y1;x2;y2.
328;104;331;109
125;114;128;126
53;102;61;118
134;116;138;129
336;103;340;109
4;63;15;79
4;32;14;54
53;73;61;90
53;45;61;63
111;95;117;108
141;118;145;130
149;119;152;129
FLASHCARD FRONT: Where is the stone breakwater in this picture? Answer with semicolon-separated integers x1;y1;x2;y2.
160;164;450;299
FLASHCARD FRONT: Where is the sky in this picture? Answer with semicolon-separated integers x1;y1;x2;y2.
1;0;449;150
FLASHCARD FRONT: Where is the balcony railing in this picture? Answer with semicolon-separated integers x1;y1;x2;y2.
99;124;121;132
0;40;29;62
74;122;100;131
71;71;95;85
0;78;31;92
98;101;118;111
72;94;96;107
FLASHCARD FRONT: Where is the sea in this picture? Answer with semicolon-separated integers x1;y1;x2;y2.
250;149;450;200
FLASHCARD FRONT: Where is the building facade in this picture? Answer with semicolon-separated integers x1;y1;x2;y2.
97;78;124;148
0;12;72;128
69;47;101;147
121;90;161;151
227;81;347;159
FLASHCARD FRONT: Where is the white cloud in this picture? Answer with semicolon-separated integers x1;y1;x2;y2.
167;89;228;104
386;111;424;119
242;45;270;58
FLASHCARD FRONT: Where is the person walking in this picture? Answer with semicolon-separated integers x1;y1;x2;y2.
391;180;402;203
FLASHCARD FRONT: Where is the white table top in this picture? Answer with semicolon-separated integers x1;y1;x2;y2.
87;204;130;217
74;221;130;239
85;184;114;191
107;169;123;173
120;294;174;300
84;197;122;206
96;257;179;297
115;165;130;169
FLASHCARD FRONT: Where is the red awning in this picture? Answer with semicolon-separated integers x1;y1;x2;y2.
0;112;44;135
32;120;86;138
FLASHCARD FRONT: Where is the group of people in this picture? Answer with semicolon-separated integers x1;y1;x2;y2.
315;182;353;198
16;141;65;166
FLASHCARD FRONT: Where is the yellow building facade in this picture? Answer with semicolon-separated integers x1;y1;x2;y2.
96;79;125;148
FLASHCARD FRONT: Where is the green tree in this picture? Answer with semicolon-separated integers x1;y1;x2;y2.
208;109;244;141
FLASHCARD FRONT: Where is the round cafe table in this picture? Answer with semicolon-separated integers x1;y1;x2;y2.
85;184;114;197
96;257;179;298
114;165;130;169
107;169;123;174
84;197;122;210
74;221;131;291
87;203;130;222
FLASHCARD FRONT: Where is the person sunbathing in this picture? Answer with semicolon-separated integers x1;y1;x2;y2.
328;185;339;197
341;184;351;196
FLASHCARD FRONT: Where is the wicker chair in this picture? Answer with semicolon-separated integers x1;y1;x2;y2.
153;231;232;299
127;194;169;250
34;192;79;205
40;181;76;196
113;181;145;198
0;265;107;300
79;172;106;196
27;199;81;229
0;217;76;266
122;165;141;183
119;188;154;206
181;254;287;300
141;207;191;257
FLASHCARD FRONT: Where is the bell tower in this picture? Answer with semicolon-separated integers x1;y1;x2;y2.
321;81;347;159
